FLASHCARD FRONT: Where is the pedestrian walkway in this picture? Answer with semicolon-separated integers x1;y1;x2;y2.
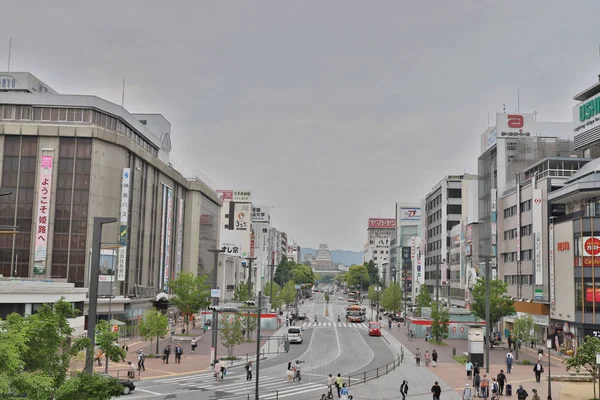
300;321;368;329
153;369;327;399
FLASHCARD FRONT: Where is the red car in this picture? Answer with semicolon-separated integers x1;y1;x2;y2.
368;321;381;336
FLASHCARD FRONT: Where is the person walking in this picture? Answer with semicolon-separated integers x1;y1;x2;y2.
516;385;528;400
462;383;473;400
335;373;343;398
506;351;514;373
174;344;183;363
425;350;431;367
473;373;481;397
286;364;293;383
190;337;197;353
137;351;146;372
533;361;544;383
213;359;221;381
480;374;490;399
465;360;473;379
415;348;422;366
162;345;171;364
432;349;438;367
400;380;409;400
496;370;507;395
431;381;442;400
245;360;252;381
531;388;541;400
327;374;334;399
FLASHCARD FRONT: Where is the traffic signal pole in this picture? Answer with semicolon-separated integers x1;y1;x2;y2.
208;249;223;364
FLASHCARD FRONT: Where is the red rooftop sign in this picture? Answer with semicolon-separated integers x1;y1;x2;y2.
368;218;396;229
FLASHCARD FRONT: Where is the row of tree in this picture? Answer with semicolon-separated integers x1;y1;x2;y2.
335;261;380;290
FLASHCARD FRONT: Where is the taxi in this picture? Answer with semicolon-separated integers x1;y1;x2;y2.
368;321;381;336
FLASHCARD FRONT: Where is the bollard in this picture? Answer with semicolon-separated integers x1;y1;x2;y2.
453;347;456;356
363;371;366;384
276;389;279;399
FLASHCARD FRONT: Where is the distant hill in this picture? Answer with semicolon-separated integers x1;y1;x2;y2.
300;248;362;267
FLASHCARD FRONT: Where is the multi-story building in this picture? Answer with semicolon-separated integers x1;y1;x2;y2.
365;218;396;283
251;205;273;294
313;243;334;271
287;240;301;264
0;72;221;330
464;222;480;309
478;112;579;278
423;174;477;303
389;204;421;304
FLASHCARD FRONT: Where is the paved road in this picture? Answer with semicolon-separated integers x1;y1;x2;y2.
127;291;396;399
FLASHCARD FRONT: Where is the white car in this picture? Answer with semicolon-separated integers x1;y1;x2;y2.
287;327;303;343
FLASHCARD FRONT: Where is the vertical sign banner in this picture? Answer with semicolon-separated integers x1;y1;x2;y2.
549;222;555;308
516;179;521;261
34;152;54;275
176;198;184;275
117;168;131;281
159;185;167;291
164;187;174;292
532;189;543;285
491;189;497;261
234;203;250;230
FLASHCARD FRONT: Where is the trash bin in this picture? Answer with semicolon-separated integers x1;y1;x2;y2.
505;384;512;396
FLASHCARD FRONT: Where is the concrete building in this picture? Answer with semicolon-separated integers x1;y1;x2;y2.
389;203;421;304
365;218;396;282
0;72;221;329
423;174;477;303
478;112;579;279
251;205;273;293
287;241;301;264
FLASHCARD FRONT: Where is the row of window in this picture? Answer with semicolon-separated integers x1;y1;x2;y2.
0;105;159;157
503;224;533;240
502;249;533;262
428;209;442;224
426;194;442;212
503;200;533;218
504;274;533;285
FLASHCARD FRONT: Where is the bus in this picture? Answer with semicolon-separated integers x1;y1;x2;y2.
346;305;366;323
347;291;360;304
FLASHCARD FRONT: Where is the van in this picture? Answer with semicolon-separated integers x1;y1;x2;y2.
287;327;303;344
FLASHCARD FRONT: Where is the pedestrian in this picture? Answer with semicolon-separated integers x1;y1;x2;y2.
473;373;481;397
340;383;349;400
538;349;543;362
415;348;422;366
191;337;197;353
327;374;334;399
425;350;430;367
465;360;473;379
506;351;514;373
516;385;528;400
473;362;480;377
491;377;499;397
431;381;442;400
245;360;252;381
287;365;293;383
126;361;137;379
398;321;401;330
480;374;490;399
462;383;472;400
531;388;541;400
533;361;544;383
174;344;183;363
162;345;171;364
335;373;343;398
294;360;302;381
432;349;438;367
388;319;392;329
213;359;221;380
496;369;507;395
220;359;226;380
508;335;513;351
400;380;409;400
137;350;145;372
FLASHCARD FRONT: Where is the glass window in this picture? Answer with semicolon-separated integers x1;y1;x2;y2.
51;108;60;121
59;108;67;121
67;109;75;122
42;108;51;121
33;107;42;120
13;106;21;120
73;109;83;122
3;106;12;119
82;109;91;122
100;113;106;127
22;106;32;120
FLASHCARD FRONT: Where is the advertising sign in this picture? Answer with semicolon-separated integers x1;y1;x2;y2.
580;237;600;266
532;189;543;285
516;179;521;261
163;187;173;292
234;203;250;230
117;247;127;281
466;225;473;243
574;92;600;139
401;246;411;262
549;222;555;308
400;208;421;221
221;230;250;258
251;206;270;223
216;190;233;202
159;185;167;291
586;287;600;303
119;168;130;245
221;242;242;255
233;190;252;202
496;113;534;137
34;153;54;275
176;198;184;275
481;126;497;154
368;218;396;229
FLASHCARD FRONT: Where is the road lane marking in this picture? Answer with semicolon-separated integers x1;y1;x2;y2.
134;388;163;395
140;368;210;380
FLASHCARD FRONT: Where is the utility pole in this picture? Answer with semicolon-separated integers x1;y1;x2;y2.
268;263;276;306
254;291;263;400
403;269;408;327
245;257;257;299
485;256;491;373
436;262;440;304
382;267;387;289
208;248;223;365
392;267;397;316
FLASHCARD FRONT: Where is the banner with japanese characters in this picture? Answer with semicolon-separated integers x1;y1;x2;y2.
234;203;250;230
34;153;54;274
117;168;130;281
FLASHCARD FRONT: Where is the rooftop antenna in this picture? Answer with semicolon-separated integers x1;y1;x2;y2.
121;78;125;107
7;38;12;71
487;112;490;127
517;89;520;113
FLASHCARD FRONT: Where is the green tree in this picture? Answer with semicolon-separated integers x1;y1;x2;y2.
334;272;347;285
471;278;516;326
291;264;316;285
512;315;534;360
368;284;378;303
0;299;123;400
168;272;211;333
430;302;450;343
281;281;297;306
381;282;402;313
233;282;251;302
365;260;379;285
264;281;282;310
95;320;126;372
242;313;258;340
565;336;600;400
274;257;294;285
416;285;433;317
139;309;169;354
219;315;245;358
347;265;370;290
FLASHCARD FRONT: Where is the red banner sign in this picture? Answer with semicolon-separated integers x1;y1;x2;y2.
577;257;600;267
368;218;396;229
586;288;600;302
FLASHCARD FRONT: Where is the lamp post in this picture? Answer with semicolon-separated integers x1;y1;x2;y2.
548;338;554;399
208;248;224;365
376;286;381;321
244;257;257;340
391;266;397;316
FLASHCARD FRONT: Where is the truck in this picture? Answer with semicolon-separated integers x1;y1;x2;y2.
346;305;366;323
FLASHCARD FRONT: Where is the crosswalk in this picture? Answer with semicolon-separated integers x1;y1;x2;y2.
153;370;327;399
300;321;368;329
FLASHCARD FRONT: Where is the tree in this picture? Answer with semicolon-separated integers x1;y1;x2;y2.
139;309;169;354
264;281;282;310
242;313;258;340
0;299;123;400
381;282;402;313
512;315;534;360
347;265;370;290
430;302;450;343
168;272;211;333
291;264;316;285
471;278;516;327
365;260;379;285
334;272;347;286
281;281;297;306
274;257;294;285
95;320;126;372
416;285;433;317
233;282;251;302
219;315;245;358
566;336;600;400
368;285;378;303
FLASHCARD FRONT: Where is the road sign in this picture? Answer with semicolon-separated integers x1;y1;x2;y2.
211;289;220;298
294;285;301;289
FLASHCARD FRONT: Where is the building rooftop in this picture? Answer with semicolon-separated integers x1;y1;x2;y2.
573;77;600;102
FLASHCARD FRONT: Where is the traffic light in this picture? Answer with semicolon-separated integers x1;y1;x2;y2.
207;306;240;312
244;301;256;306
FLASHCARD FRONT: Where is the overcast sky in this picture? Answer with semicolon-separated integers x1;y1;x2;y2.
2;1;599;251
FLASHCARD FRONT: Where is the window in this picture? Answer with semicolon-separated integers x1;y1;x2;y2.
503;205;518;218
447;204;461;215
448;188;461;198
520;200;531;212
503;252;517;263
520;249;533;260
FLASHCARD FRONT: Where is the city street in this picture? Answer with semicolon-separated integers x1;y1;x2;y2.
125;292;397;399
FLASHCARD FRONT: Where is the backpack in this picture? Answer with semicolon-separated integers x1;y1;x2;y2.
481;378;489;388
492;382;498;393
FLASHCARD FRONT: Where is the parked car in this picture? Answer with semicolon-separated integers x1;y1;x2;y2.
100;373;136;395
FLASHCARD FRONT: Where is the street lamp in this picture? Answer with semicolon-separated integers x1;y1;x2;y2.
208;248;224;365
547;338;553;398
391;266;397;316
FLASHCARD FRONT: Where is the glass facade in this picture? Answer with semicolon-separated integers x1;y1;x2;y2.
199;196;219;278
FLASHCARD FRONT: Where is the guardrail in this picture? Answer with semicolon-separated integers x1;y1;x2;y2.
346;351;403;387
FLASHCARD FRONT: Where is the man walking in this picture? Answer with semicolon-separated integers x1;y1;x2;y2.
533;361;544;383
335;373;343;398
496;370;507;395
415;348;422;366
174;344;183;363
245;361;253;380
431;381;442;400
506;351;514;373
137;351;145;371
400;380;409;400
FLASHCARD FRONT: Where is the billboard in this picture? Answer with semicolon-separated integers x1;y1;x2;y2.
549;222;555;308
234;203;250;230
399;208;421;221
496;113;534;137
117;168;130;281
176;198;184;275
368;218;396;229
251;206;271;223
159;185;167;292
216;190;233;202
481;126;497;154
34;152;54;275
574;92;600;140
466;224;473;243
532;189;543;285
220;230;250;258
217;190;252;203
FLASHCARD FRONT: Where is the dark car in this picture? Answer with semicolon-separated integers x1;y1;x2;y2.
297;312;308;320
100;373;136;395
